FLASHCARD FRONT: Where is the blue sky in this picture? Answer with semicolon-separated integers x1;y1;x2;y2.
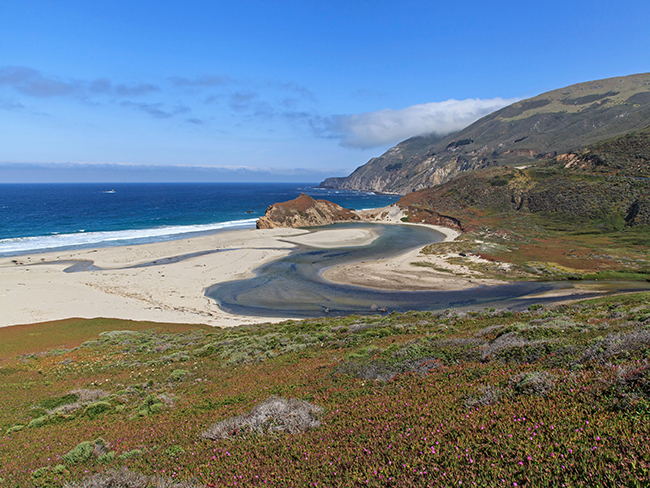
1;0;649;182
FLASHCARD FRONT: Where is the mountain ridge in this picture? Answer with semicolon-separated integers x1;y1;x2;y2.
320;73;650;194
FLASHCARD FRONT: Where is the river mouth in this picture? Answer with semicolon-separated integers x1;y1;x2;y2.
206;223;650;318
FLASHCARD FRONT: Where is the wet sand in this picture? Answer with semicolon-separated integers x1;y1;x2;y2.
0;225;405;328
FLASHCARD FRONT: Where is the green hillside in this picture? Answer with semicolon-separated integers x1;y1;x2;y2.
550;125;650;178
321;73;650;194
393;126;650;284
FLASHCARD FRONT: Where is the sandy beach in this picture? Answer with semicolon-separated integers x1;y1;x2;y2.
0;221;501;328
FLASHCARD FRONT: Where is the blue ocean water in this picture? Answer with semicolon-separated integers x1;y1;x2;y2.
0;183;399;257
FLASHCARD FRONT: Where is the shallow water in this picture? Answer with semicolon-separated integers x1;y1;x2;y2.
206;223;650;318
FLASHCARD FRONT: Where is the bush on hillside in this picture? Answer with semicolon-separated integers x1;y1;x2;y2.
63;468;206;488
201;396;322;441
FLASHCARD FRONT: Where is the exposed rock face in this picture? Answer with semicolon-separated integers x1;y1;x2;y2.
399;206;463;230
256;193;360;229
321;73;650;194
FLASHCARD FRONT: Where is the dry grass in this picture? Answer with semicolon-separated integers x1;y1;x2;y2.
63;468;206;488
201;396;323;441
509;371;556;396
582;330;650;363
71;388;110;403
464;385;502;408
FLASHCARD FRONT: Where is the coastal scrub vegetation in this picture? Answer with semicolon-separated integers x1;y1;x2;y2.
415;213;650;283
1;292;650;486
405;166;650;283
397;125;650;284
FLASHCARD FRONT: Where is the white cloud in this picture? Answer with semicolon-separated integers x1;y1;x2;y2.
322;97;520;149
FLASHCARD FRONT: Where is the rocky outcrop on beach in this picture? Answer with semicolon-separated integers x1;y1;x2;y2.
399;205;463;230
256;193;360;229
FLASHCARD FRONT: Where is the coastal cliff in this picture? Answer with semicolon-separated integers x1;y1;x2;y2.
320;73;650;194
256;193;360;229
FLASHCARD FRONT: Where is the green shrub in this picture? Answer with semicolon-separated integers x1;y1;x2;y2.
131;394;165;419
62;441;95;465
97;451;115;464
28;415;51;429
7;424;24;433
169;351;191;362
61;437;110;465
27;409;76;429
39;393;78;410
385;162;403;171
118;449;143;460
194;343;219;357
31;466;50;479
84;401;112;419
168;369;190;382
164;445;185;457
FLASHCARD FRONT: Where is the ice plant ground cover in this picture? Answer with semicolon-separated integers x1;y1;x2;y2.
0;293;649;486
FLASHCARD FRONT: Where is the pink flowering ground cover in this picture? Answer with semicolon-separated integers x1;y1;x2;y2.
1;292;649;487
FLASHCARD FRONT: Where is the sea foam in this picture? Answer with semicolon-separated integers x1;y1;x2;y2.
0;219;257;257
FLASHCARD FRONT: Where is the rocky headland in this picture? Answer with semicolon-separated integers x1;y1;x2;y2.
256;192;464;231
256;193;360;229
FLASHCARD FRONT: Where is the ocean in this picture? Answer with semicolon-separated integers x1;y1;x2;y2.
0;183;399;257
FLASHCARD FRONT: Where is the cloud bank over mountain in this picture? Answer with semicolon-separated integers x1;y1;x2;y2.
316;98;519;149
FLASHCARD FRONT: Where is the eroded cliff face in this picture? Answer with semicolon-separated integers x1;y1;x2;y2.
256;193;360;229
321;73;650;194
322;147;500;195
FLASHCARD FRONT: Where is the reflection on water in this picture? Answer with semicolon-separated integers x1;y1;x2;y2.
206;223;650;318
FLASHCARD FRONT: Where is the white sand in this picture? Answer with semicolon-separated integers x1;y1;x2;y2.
0;225;386;328
281;228;379;248
0;220;498;328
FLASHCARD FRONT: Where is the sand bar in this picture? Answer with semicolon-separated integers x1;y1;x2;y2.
320;224;507;291
0;222;478;328
281;227;379;248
